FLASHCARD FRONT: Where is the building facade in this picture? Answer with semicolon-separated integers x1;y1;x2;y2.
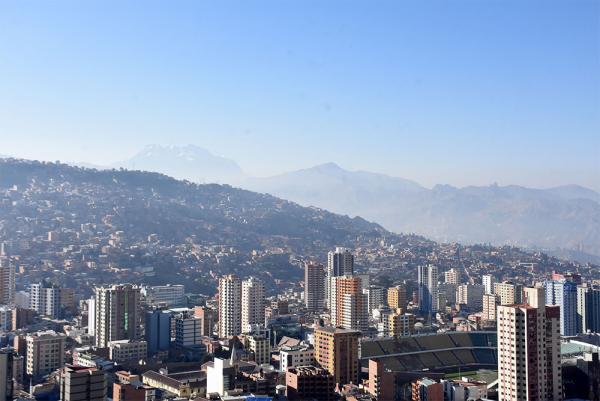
30;282;62;319
330;275;368;331
218;275;242;338
418;265;439;315
60;365;107;401
241;277;265;332
26;330;66;377
577;284;600;334
387;285;407;312
497;287;562;401
305;263;326;312
546;279;578;336
94;284;141;348
0;263;15;305
314;326;360;386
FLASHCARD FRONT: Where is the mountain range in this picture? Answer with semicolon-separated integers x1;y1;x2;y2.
16;144;600;259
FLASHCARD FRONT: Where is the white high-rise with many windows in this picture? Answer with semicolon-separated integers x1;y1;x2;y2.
482;274;496;295
418;265;439;315
497;287;562;401
241;277;265;332
30;282;62;319
218;275;242;338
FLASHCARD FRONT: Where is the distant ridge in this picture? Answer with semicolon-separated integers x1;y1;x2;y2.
243;164;600;258
113;144;243;184
3;145;599;258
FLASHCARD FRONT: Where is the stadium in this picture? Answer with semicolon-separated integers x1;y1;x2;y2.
360;331;497;378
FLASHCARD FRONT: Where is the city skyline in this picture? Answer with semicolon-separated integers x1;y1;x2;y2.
1;0;599;191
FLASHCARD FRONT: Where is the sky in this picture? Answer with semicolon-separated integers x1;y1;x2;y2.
0;0;599;190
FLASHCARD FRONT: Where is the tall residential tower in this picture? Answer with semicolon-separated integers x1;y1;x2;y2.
218;275;242;338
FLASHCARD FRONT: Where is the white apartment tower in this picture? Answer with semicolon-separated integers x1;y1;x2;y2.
30;282;62;318
218;275;242;338
482;274;496;294
241;277;265;332
418;265;439;315
94;284;141;348
497;287;562;401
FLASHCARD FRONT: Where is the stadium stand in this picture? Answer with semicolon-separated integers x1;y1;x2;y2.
360;331;497;374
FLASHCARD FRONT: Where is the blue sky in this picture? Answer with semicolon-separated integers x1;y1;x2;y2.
1;0;599;190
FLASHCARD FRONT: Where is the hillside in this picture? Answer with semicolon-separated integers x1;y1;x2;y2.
0;158;594;296
0;158;404;293
245;164;600;258
81;145;600;258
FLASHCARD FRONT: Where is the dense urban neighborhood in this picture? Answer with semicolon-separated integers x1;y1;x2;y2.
0;159;599;400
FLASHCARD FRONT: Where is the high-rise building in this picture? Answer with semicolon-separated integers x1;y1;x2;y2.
330;275;368;331
364;285;386;314
482;293;499;322
444;268;460;285
174;313;202;347
194;306;216;336
94;284;141;348
0;306;12;331
389;312;415;338
246;335;270;365
0;263;15;305
145;309;171;356
373;305;394;337
387;285;407;312
497;287;562;401
326;247;354;305
577;284;600;334
327;247;354;277
60;365;107;401
241;277;265;332
218;275;242;338
0;348;14;401
456;284;484;312
482;274;496;295
26;330;66;377
30;282;62;319
341;292;369;332
546;280;578;336
438;283;457;306
493;281;523;305
314;326;360;386
304;263;325;312
60;288;75;315
418;265;439;315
